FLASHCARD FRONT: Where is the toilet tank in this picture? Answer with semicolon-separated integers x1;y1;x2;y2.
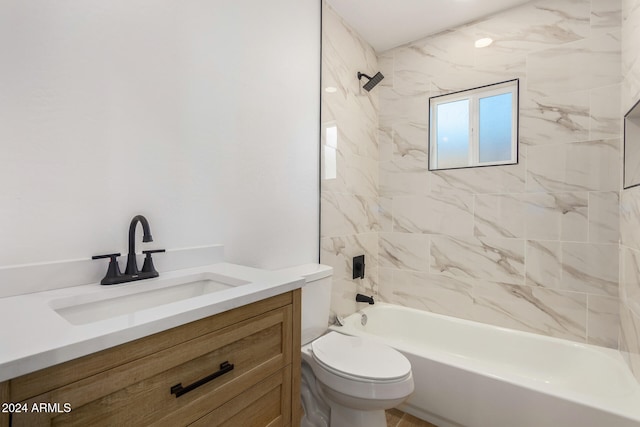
276;264;333;345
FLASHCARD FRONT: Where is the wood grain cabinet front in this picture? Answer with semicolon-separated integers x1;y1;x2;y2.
190;366;292;427
1;289;301;427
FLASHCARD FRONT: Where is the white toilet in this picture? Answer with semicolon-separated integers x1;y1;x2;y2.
281;264;414;427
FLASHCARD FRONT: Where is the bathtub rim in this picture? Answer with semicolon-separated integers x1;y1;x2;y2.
330;302;640;423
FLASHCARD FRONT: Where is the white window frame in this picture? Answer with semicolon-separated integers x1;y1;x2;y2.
428;79;519;171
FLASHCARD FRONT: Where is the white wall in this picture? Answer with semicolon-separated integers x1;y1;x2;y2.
0;0;320;271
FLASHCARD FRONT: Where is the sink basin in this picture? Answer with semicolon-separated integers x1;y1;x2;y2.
52;272;250;325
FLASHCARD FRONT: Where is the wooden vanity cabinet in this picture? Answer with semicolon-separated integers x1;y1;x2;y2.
0;289;301;427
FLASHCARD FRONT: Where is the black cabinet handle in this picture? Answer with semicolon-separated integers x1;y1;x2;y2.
170;361;234;398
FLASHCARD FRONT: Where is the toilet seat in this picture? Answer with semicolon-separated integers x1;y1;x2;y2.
306;332;414;402
311;332;411;382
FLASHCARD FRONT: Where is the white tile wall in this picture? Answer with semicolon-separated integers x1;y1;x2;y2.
621;0;640;382
375;0;623;348
321;2;380;319
323;0;628;350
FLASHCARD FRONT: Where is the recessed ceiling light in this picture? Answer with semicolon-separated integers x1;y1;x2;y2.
475;37;493;48
325;86;337;93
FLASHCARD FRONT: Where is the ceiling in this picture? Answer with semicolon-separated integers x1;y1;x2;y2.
325;0;533;52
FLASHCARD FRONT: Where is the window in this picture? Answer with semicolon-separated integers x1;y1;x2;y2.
428;79;519;171
323;122;337;180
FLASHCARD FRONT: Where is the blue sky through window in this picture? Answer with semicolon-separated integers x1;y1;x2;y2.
436;99;469;169
429;79;517;170
479;93;512;163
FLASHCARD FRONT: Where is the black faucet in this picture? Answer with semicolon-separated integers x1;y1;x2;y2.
356;293;374;305
92;215;165;285
125;215;153;275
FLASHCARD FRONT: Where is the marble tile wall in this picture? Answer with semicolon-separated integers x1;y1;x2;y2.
620;0;640;381
377;0;623;348
320;2;380;318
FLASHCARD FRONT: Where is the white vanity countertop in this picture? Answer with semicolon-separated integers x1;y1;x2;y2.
0;263;304;382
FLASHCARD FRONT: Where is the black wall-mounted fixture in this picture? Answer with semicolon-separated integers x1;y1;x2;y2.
357;71;384;91
353;255;365;279
356;293;374;305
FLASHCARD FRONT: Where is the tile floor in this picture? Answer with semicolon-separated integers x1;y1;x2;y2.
386;408;438;427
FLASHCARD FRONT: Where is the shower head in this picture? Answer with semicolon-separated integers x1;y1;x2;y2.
357;71;384;91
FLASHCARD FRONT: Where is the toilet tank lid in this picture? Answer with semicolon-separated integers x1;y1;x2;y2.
276;264;332;282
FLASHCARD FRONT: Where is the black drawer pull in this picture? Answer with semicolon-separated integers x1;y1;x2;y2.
170;361;234;398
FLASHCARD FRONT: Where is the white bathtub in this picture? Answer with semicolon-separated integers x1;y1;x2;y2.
330;303;640;427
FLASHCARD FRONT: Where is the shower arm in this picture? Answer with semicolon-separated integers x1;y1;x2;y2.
357;71;384;91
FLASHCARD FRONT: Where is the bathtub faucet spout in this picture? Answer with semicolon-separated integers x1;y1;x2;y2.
356;293;374;304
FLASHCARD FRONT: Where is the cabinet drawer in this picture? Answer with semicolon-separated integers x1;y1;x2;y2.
190;366;292;427
12;305;292;427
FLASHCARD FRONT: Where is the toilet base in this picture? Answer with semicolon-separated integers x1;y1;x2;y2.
321;383;406;427
330;401;386;427
300;339;413;427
